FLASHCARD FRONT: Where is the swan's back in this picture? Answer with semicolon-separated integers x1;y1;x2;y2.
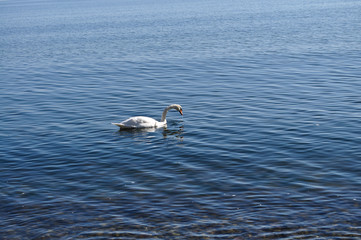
112;116;164;129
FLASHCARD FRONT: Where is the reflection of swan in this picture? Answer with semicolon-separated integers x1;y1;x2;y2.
162;125;184;140
117;127;157;134
112;104;183;129
114;127;156;139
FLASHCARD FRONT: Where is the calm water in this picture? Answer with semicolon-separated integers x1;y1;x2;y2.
1;0;361;239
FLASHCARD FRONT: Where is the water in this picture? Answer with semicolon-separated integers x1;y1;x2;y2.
1;0;361;238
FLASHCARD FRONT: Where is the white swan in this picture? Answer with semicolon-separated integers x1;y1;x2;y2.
112;104;183;129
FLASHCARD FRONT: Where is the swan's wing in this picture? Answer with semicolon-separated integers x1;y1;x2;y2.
113;116;159;128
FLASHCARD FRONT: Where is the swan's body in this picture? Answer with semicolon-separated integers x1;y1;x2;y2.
112;116;165;128
112;104;183;129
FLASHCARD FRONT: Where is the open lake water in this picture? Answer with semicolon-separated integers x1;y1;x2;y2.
1;0;361;239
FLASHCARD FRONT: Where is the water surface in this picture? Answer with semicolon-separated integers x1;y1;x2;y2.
1;0;361;238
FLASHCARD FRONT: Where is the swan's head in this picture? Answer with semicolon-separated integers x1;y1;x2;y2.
169;104;183;115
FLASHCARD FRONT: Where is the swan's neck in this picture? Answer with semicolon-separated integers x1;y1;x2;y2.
161;106;172;122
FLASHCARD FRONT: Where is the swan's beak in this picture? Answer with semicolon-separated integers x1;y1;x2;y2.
179;109;183;115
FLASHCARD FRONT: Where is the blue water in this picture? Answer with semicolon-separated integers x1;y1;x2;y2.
1;0;361;238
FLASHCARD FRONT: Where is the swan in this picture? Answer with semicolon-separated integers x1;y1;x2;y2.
112;104;183;129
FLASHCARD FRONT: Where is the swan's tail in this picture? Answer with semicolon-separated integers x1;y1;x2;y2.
112;122;125;128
